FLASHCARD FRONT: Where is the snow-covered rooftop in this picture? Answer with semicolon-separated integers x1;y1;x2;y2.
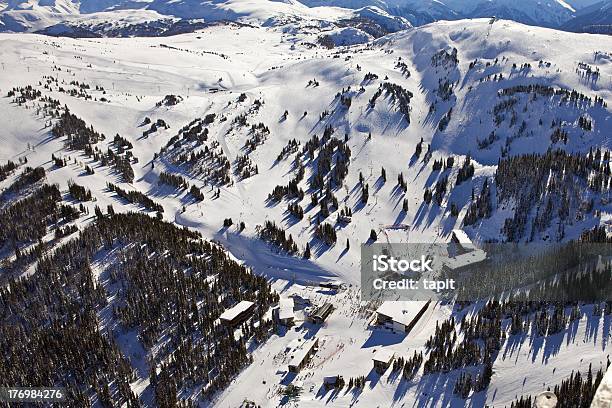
288;337;318;368
279;297;295;321
375;301;429;327
219;300;254;322
372;348;394;364
442;249;488;271
286;338;302;352
451;229;472;245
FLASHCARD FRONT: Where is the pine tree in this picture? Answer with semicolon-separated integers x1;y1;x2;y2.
415;138;423;157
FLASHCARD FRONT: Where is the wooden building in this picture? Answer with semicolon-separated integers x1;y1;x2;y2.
323;375;343;389
278;298;295;326
375;300;430;334
309;303;334;324
219;300;255;326
450;229;475;253
372;349;394;374
287;337;319;373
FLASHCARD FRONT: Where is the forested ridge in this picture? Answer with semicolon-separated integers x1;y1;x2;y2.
0;211;277;407
495;149;610;242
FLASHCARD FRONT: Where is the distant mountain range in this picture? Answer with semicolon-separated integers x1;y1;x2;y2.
562;0;612;33
1;0;611;35
302;0;612;31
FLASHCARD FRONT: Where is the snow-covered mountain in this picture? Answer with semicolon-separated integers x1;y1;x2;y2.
454;0;576;28
300;0;461;26
301;0;578;27
562;0;612;33
564;0;606;8
0;13;610;408
0;0;329;32
0;0;601;34
1;0;80;13
0;0;414;37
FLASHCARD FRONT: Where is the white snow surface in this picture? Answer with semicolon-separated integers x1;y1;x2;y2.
0;17;610;407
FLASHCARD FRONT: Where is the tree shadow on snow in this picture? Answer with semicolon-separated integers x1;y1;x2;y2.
361;329;406;348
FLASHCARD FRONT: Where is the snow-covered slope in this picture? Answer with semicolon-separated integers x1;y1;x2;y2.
0;17;610;408
1;16;609;285
350;6;412;33
144;0;347;22
32;9;192;37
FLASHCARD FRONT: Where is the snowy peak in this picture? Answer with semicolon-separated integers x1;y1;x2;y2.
0;0;596;34
0;0;364;33
1;0;80;13
0;0;416;42
300;0;578;27
385;0;462;26
562;0;612;34
461;0;576;27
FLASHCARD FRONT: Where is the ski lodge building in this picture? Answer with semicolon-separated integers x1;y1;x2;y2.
372;349;395;374
375;300;431;334
287;337;319;373
309;303;334;324
441;248;488;275
219;300;255;326
277;298;295;326
450;229;475;253
445;229;488;275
